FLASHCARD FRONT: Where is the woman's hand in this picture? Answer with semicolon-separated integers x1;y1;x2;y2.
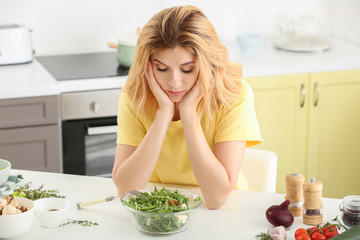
145;61;175;114
179;77;203;120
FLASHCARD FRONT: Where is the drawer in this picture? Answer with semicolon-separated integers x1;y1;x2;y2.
0;95;59;129
0;125;61;173
61;89;121;120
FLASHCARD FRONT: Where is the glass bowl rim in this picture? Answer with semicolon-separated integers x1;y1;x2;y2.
0;159;11;171
121;187;202;216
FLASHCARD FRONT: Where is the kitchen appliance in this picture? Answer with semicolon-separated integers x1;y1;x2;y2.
37;52;129;80
37;52;129;178
0;24;33;65
61;89;121;177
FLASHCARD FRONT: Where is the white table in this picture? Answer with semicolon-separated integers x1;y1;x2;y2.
9;169;343;240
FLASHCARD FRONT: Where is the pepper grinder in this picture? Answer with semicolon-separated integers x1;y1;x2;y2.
285;173;305;217
303;177;323;225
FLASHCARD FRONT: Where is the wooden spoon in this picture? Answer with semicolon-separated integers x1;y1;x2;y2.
76;190;142;209
107;42;118;49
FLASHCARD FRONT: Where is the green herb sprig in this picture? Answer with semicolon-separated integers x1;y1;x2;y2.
255;231;272;240
11;181;65;200
58;219;99;227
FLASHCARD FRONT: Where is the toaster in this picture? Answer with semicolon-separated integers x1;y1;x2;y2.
0;24;33;65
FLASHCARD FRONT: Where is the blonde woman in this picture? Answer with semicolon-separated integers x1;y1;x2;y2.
112;5;261;209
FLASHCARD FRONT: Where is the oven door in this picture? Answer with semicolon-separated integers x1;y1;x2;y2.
62;117;117;177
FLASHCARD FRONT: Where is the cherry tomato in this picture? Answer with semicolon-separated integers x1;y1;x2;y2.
295;233;311;240
323;225;337;231
323;229;339;239
307;227;320;237
323;225;338;233
311;232;327;240
167;199;178;206
295;228;309;239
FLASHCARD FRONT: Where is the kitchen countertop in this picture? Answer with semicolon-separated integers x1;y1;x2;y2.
226;37;360;78
1;37;360;100
8;169;344;240
0;59;127;100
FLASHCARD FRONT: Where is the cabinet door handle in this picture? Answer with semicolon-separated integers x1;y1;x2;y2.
314;82;319;107
300;83;306;108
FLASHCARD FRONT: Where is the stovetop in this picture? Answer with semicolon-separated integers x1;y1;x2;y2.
37;52;129;81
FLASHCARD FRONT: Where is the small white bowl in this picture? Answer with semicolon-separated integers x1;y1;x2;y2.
0;197;34;238
0;159;11;186
34;198;70;228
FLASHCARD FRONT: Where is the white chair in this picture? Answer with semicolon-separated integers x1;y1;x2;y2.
241;148;278;193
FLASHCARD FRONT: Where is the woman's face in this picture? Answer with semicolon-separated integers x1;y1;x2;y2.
151;46;199;103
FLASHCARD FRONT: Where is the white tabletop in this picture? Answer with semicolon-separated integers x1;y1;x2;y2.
7;169;344;240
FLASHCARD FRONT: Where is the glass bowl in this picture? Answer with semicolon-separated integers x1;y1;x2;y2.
0;159;11;186
121;187;202;234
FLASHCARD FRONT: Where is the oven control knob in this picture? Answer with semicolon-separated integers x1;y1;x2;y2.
90;102;101;113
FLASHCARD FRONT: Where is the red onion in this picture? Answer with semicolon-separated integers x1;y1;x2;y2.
266;199;294;227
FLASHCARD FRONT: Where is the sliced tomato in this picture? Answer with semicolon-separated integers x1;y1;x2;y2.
167;199;178;206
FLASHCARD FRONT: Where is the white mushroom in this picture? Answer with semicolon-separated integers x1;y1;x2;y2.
19;205;30;212
2;204;19;215
0;198;7;211
9;198;19;208
2;195;11;203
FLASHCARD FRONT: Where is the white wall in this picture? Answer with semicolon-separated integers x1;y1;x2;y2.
0;0;328;55
319;0;360;46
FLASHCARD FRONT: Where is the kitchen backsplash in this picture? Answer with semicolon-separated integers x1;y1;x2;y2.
0;0;357;55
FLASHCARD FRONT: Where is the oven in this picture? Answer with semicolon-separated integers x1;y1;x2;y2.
36;52;128;177
61;89;121;177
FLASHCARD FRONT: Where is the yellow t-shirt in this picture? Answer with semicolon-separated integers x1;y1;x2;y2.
116;80;262;190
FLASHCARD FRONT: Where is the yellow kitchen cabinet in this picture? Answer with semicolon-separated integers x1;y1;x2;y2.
244;70;360;198
244;74;308;194
307;70;360;198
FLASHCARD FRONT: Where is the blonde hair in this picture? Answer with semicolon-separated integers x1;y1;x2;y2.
124;5;242;122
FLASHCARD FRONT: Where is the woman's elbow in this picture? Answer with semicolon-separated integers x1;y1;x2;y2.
204;191;230;209
204;184;234;209
206;199;226;210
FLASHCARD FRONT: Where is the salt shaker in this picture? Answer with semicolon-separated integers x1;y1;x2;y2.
303;177;323;225
285;173;305;217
